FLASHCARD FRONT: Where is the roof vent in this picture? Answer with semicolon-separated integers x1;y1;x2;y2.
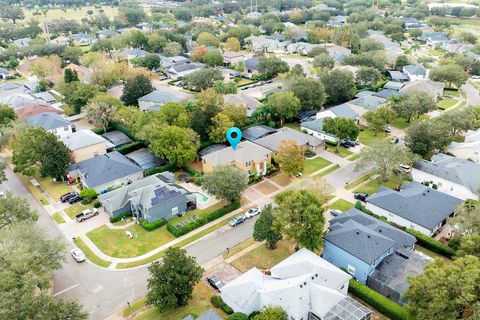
300;285;302;288
315;273;318;277
311;276;314;280
304;282;307;285
367;235;371;238
356;231;360;235
379;229;382;232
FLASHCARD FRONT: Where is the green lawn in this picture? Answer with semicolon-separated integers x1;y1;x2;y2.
347;154;361;161
391;115;429;129
303;157;332;175
446;101;466;113
284;122;302;132
328;199;355;211
444;89;460;98
354;177;406;195
358;129;389;146
312;164;340;179
52;212;66;224
168;202;225;225
73;237;111;268
65;203;93;220
87;224;176;258
346;173;374;190
415;245;451;263
325;144;353;158
33;171;73;201
23;6;119;22
437;98;457;110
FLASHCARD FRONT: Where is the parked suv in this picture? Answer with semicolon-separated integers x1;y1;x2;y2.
229;215;246;227
354;192;369;202
75;208;99;222
207;276;224;291
60;192;78;203
67;194;81;204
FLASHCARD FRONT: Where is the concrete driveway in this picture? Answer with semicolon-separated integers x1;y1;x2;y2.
323;162;370;190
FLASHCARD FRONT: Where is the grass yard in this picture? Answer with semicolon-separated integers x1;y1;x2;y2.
354;176;406;195
33;171;73;201
52;212;66;224
391;114;429;130
313;164;340;179
346;173;374;190
64;203;93;220
358;129;389;146
415;245;451;263
87;224;175;258
73;237;111;268
17;174;50;205
303;157;332;175
169;202;225;225
325;144;353;158
23;6;119;22
255;180;278;195
237;78;256;86
328;199;355;211
269;172;291;187
231;239;295;273
437;98;457;110
444;89;461;98
347;154;361;161
284;122;302;132
446;101;466;113
223;237;257;260
133;283;228;320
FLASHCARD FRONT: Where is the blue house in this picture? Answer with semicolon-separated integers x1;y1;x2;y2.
323;208;416;285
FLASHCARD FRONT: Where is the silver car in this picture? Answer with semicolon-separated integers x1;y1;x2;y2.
245;208;260;218
71;248;86;262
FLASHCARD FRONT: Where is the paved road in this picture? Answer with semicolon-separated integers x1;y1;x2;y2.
462;82;480;106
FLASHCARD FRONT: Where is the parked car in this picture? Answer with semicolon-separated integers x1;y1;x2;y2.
229;215;246;227
245;208;260;218
354;192;369;202
75;208;99;222
71;248;86;262
67;194;81;204
330;209;342;217
472;75;480;79
384;126;392;133
391;137;399;144
207;276;224;291
341;140;356;148
60;192;78;203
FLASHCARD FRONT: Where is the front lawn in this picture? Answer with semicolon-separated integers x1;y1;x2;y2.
444;89;460;98
168;202;225;225
328;199;355;211
437;98;457;110
391;114;429;129
231;239;295;272
73;237;111;268
354;177;406;195
303;157;332;175
313;164;340;179
358;129;389;146
52;212;66;224
33;171;73;201
65;203;93;220
284;122;302;132
269;172;291;187
87;224;176;258
325;144;353;158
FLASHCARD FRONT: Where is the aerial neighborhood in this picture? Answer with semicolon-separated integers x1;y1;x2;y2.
0;0;480;320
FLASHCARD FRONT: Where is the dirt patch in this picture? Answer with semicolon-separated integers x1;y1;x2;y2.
187;161;203;172
243;187;263;202
268;172;291;187
255;180;278;195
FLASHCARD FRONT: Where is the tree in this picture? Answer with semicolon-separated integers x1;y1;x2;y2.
287;77;326;110
395;54;410;69
79;188;97;201
202;166;248;203
268;92;301;126
258;56;289;78
320;69;356;104
274;140;305;176
228;313;249;320
356;67;382;86
119;6;145;25
196;32;220;47
184;68;223;91
0;191;38;229
404;256;480;320
203;50;223;67
313;53;335;71
29;55;62;79
121;74;154;106
138;54;161;70
85;93;121;133
355;141;418;182
62;46;83;64
173;7;192;21
0;104;16;126
157;102;190;127
64;68;79;83
209;112;234;143
146;125;199;167
459;31;477;44
190;88;223;138
439;108;474;135
430;63;468;88
213;80;238;94
0;6;24;23
147;247;203;311
450;201;480;235
191;45;208;62
363;106;396;135
253;306;288;320
322;117;359;152
359;38;384;52
455;234;480;258
253;205;282;249
222;104;248;128
274;189;324;251
405;119;454;157
224;37;241;52
163;41;183;57
391;91;436;122
12;127;71;179
59;81;101;113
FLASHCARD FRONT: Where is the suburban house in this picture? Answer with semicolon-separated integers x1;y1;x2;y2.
201;141;273;176
60;130;114;163
64;63;92;83
244;57;260;74
15;102;64;119
98;172;196;223
242;125;278;142
421;31;449;47
223;51;244;66
254;127;324;153
366;182;463;236
368;30;404;65
27;112;74;139
387;71;409;82
323;209;430;304
113;48;150;63
223;94;261;117
326;44;352;63
96;29;118;39
221;248;372;320
68;151;144;193
286;42;322;55
412;153;480;200
448;129;480;163
247;35;289;53
101;130;133;148
50;36;70;46
13;37;31;48
383;81;405;91
0;67;11;80
399;80;444;100
71;33;95;46
166;62;205;80
33;91;57;104
328;15;348;27
0;93;42;109
316;103;359;120
137;88;194;111
301;117;338;143
403;65;428;81
125;149;165;170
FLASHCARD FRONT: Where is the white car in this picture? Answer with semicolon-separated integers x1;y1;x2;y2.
71;248;86;262
245;208;260;218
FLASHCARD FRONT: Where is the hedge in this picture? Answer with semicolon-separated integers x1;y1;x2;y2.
115;141;144;155
109;211;132;223
184;164;201;177
139;219;167;231
145;163;179;176
167;201;240;237
210;295;234;315
348;279;409;320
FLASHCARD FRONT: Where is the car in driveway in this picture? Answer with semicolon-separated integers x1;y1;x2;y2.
391;137;399;144
67;194;81;204
354;192;369;202
245;208;260;218
330;209;342;217
229;215;246;227
75;208;99;222
207;276;224;291
384;126;392;133
60;192;78;203
71;248;86;262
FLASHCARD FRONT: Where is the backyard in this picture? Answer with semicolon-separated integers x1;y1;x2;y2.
303;156;332;175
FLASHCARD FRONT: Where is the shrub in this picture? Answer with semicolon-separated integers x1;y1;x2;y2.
223;305;234;315
354;200;362;210
115;141;144;154
139;219;167;231
80;188;97;200
407;229;456;258
93;200;101;208
109;211;133;223
228;313;248;320
304;149;316;158
210;295;223;308
184;165;201;176
348;279;409;320
167;202;240;237
145;163;179;176
248;311;260;319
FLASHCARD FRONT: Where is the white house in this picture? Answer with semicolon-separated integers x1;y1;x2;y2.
412;154;480;200
366;182;463;236
27;112;74;139
403;65;428;81
447;130;480;163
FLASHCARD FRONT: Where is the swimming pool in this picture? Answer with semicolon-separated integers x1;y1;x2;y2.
192;191;209;203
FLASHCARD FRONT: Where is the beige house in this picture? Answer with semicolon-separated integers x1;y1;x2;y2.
223;51;244;66
201;141;273;176
61;130;114;163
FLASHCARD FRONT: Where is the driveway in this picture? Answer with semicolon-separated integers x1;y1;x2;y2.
462;81;480;106
323;162;370;190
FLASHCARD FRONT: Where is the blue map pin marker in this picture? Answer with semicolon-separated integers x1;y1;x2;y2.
226;127;242;150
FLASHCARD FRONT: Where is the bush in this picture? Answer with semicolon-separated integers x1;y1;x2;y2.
109;211;132;223
348;279;409;320
115;141;144;154
140;219;167;231
210;295;223;308
145;163;179;176
79;188;97;200
223;305;234;315
167;202;240;237
407;229;456;258
304;149;316;158
248;311;260;319
228;313;248;320
184;165;201;177
93;200;101;208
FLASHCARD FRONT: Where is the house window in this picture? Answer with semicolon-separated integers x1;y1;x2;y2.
52;128;57;134
172;206;178;215
64;126;69;131
347;264;355;275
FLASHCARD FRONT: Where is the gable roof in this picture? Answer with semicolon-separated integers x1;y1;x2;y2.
384;81;404;91
224;94;261;116
138;88;193;106
413;153;480;194
329;103;359;118
244;57;260;71
348;96;387;111
101;130;132;146
60;130;112;151
403;64;426;76
202;140;272;166
27;112;71;130
399;80;444;98
68;151;143;189
367;182;463;230
388;71;409;81
254;127;323;151
242;125;277;141
15;103;63;119
372;89;398;99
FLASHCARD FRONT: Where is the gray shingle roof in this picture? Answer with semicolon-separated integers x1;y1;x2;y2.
403;64;426;76
27;112;71;130
367;182;463;230
388;71;409;81
138;89;193;105
384;81;404;91
244;57;260;71
413;153;480;194
68;151;143;189
348;96;386;111
372;89;398;99
329;103;359;118
61;130;112;150
101;130;132;147
202;140;272;166
254;127;323;151
242;125;277;141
